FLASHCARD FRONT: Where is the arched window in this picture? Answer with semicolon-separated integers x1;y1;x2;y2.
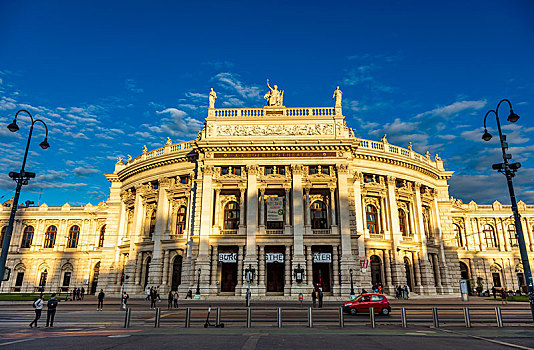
398;209;408;236
483;224;498;248
21;226;34;248
176;206;187;235
98;225;106;247
0;226;6;248
453;224;463;247
223;201;239;230
44;225;57;248
148;210;156;238
67;225;80;248
507;224;518;247
39;269;48;287
365;205;379;234
311;200;328;229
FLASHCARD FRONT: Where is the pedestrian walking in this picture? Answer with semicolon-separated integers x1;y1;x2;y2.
318;288;324;308
311;289;317;308
97;289;105;311
167;290;173;310
80;287;85;300
29;293;44;328
173;291;179;308
378;284;383;295
45;293;58;328
403;285;410;300
145;286;151;301
150;288;157;309
492;286;497;299
72;287;77;301
500;288;507;304
186;289;193;299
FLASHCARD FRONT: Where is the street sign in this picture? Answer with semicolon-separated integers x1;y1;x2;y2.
2;267;10;281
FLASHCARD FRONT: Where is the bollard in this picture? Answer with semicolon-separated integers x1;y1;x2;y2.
495;306;503;328
432;307;439;328
216;307;221;327
155;307;161;328
277;307;282;328
463;307;471;328
370;307;376;328
307;307;313;328
401;308;407;328
339;307;344;328
246;307;252;328
185;307;191;328
123;308;131;328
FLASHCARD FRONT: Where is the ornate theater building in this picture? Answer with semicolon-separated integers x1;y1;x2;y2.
1;82;534;297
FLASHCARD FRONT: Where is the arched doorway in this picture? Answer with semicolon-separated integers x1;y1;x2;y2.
490;264;502;288
171;255;183;291
459;261;469;279
404;257;414;291
144;257;151;289
370;255;382;285
90;262;100;294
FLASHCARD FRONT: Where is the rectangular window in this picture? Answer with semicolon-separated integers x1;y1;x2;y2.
180;176;189;184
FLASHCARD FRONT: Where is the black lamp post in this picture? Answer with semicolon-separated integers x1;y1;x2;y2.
482;99;534;321
196;268;201;295
0;110;49;287
349;268;355;296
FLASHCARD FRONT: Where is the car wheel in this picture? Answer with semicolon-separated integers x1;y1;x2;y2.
381;308;390;316
350;308;358;316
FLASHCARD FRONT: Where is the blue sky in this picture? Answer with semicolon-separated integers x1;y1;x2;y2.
1;0;533;206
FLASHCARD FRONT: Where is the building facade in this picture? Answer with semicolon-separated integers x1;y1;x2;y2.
1;85;534;297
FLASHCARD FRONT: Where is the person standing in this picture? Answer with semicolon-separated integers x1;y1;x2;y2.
173;291;179;308
80;287;85;300
150;288;157;309
318;288;324;308
97;289;105;311
45;293;58;328
167;290;173;310
72;287;77;301
29;293;44;328
500;288;508;304
311;289;317;308
404;285;410;300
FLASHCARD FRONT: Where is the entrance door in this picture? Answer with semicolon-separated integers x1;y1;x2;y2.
404;257;414;291
220;262;237;292
143;257;151;289
171;255;183;291
267;262;284;292
313;263;331;292
370;255;382;285
90;262;100;294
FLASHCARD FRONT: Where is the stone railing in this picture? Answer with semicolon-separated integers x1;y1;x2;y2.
266;229;284;235
357;139;443;170
126;141;194;167
211;106;337;118
220;229;238;235
312;229;331;235
369;233;385;240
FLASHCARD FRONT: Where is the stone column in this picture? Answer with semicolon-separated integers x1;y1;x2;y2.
126;187;144;292
414;184;430;276
386;176;403;286
134;252;143;286
210;245;218;294
522;217;533;251
353;172;366;257
304;187;311;232
383;249;393;293
498;218;509;252
197;166;215;294
243;165;259;294
165;198;173;238
332;245;340;295
184;194;192;235
239;188;246;235
337;164;356;295
213;189;221;235
284;245;291;294
432;254;442;290
306;245;313;288
258;245;265;293
149;178;170;288
259;188;266;234
330;186;337;227
235;245;244;295
284;187;291;234
432;196;452;293
476;218;486;251
291;165;307;294
162;250;169;287
413;251;423;294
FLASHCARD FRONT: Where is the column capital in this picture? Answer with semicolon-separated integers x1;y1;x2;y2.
259;187;266;195
246;164;259;175
336;163;349;174
414;182;422;191
386;175;396;186
240;187;246;194
291;164;304;175
353;171;363;182
215;188;221;194
284;186;291;193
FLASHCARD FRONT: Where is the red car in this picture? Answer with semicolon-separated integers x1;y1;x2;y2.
343;293;391;316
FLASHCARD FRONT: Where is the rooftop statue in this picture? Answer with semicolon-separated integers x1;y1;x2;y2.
264;79;284;106
332;86;342;107
209;88;217;109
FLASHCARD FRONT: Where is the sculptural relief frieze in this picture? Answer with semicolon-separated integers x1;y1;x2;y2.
215;124;334;137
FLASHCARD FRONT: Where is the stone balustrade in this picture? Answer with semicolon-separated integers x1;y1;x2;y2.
125;141;194;166
211;106;337;118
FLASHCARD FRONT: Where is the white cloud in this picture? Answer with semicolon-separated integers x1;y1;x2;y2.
414;100;487;120
125;79;144;93
213;72;261;100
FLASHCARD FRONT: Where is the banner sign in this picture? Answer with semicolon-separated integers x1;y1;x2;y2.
218;253;237;263
313;253;332;263
266;197;284;222
265;252;284;263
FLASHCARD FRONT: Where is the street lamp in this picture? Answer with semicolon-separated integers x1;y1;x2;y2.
349;268;355;297
196;268;201;295
0;110;49;287
482;99;534;321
